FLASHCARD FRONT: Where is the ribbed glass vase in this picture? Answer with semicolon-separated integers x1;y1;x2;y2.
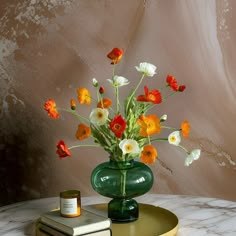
90;159;154;223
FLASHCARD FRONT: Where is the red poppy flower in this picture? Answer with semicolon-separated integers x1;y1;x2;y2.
44;99;59;119
166;74;186;92
137;86;162;104
107;48;123;64
109;115;126;138
56;140;71;158
166;74;179;91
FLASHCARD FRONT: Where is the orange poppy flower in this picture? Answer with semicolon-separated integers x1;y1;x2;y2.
56;140;71;158
77;87;91;105
137;86;162;104
141;145;158;164
44;99;59;119
137;114;161;137
97;98;112;109
76;123;91;140
107;48;123;64
181;120;190;138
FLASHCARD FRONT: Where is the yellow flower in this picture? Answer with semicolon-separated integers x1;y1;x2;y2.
140;145;157;164
137;114;161;137
77;87;91;105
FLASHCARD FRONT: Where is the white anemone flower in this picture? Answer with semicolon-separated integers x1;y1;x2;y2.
185;149;201;166
107;75;129;87
168;131;181;146
119;139;140;155
135;62;157;77
89;108;109;126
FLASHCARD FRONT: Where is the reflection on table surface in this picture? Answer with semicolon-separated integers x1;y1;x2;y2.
0;194;236;236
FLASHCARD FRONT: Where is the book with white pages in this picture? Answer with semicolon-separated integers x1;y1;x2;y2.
36;222;112;236
40;208;111;236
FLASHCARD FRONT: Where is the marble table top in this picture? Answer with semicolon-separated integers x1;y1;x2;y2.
0;194;236;236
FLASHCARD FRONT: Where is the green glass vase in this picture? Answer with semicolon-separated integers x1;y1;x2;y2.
90;159;154;223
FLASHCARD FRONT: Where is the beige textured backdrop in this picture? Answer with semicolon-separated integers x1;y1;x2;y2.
1;0;236;206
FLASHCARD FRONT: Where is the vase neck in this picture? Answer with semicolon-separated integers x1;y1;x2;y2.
109;159;134;169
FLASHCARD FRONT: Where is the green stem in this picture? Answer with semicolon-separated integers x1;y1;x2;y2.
125;73;145;114
120;169;127;197
96;87;100;103
150;138;168;142
161;126;179;130
178;144;190;154
116;87;120;113
69;144;100;150
163;91;177;100
58;108;90;123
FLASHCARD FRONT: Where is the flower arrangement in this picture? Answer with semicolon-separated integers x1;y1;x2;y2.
44;48;200;166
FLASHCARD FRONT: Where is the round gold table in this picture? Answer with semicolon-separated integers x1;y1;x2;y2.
1;194;236;235
86;203;178;236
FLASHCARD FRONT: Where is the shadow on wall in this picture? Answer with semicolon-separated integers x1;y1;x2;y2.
0;100;51;206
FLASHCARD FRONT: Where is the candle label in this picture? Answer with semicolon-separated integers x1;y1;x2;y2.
60;198;77;215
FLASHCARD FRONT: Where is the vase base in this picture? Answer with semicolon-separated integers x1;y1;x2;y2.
108;198;139;223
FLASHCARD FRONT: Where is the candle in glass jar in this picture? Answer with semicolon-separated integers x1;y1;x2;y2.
60;190;81;217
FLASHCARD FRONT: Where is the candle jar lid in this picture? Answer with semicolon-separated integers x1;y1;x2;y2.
60;190;80;198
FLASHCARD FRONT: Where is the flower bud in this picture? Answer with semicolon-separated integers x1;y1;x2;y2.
70;99;76;110
160;114;167;122
92;78;98;87
99;86;105;94
178;85;186;92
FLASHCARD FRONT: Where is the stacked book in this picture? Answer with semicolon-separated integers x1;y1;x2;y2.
36;208;112;236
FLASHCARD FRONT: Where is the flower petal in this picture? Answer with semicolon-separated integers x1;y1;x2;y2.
137;114;161;137
89;108;109;126
135;62;157;77
56;140;71;158
76;123;91;140
168;131;181;146
141;145;158;164
77;87;91;105
44;99;59;119
119;139;140;155
185;149;201;166
181;120;190;138
109;115;126;138
107;75;129;87
107;48;123;64
97;98;112;109
137;86;162;104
